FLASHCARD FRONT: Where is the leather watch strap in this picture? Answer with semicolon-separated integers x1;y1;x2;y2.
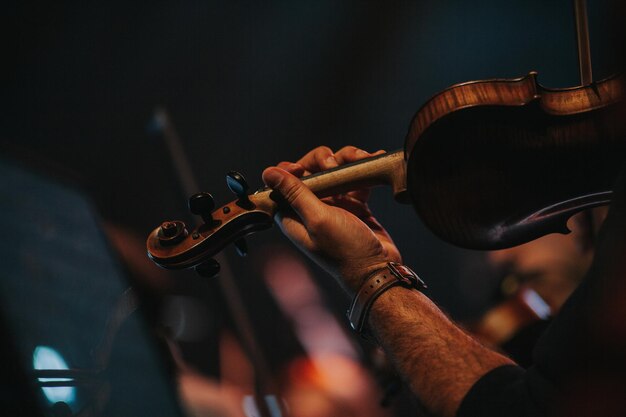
347;262;426;335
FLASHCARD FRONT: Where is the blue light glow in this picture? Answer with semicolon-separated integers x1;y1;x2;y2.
32;346;76;404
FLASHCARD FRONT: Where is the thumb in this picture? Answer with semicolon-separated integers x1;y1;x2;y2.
262;167;327;227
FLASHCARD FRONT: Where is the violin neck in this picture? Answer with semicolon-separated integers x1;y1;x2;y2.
298;149;408;202
255;149;408;206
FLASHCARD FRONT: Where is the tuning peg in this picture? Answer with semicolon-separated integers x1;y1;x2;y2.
157;220;188;246
226;171;252;208
234;238;248;257
195;259;221;278
189;192;215;224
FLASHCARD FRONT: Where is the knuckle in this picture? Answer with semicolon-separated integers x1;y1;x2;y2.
317;145;333;153
336;146;367;162
281;178;304;203
315;145;334;158
306;213;326;232
338;145;358;154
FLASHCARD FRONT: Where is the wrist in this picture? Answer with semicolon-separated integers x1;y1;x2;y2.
369;285;429;322
343;259;401;296
346;262;426;336
351;262;390;292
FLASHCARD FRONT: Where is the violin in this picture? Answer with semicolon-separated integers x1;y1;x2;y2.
147;0;626;271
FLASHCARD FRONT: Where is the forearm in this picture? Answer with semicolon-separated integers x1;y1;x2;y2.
262;147;516;415
369;286;514;417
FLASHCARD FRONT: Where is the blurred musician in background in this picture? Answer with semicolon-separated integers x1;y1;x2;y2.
470;209;607;367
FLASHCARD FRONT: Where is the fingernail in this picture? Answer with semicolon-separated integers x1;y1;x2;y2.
264;169;284;187
325;155;338;167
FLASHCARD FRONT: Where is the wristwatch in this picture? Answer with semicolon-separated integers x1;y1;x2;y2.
347;262;426;335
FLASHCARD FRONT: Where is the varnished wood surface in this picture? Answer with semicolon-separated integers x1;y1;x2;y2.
540;77;623;114
406;73;540;158
404;73;626;249
406;73;624;158
299;149;407;201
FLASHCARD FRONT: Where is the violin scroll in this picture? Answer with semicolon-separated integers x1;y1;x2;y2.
147;189;275;269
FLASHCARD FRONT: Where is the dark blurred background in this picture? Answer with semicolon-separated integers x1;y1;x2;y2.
4;0;620;386
7;0;617;317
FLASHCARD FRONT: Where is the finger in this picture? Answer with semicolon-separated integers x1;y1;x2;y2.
333;146;383;201
334;146;371;164
321;196;391;242
262;167;328;229
323;194;372;219
296;146;338;173
275;211;315;251
276;161;306;177
345;188;371;203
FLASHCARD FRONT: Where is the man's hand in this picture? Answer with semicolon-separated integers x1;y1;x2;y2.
262;146;402;295
263;146;517;417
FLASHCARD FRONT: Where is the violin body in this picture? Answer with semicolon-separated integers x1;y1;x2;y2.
405;73;626;249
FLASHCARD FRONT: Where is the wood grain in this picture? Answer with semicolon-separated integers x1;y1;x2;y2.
404;72;626;249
